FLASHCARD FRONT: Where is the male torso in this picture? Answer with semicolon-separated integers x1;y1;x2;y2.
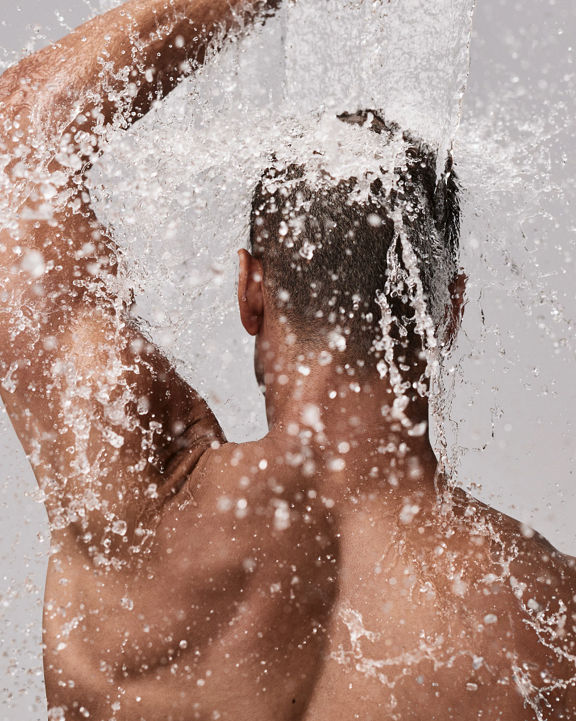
44;437;576;721
0;2;574;719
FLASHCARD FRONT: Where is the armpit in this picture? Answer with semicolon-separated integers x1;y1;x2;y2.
159;404;226;502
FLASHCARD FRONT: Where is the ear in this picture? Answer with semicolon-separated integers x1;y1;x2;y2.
237;249;264;336
445;271;467;348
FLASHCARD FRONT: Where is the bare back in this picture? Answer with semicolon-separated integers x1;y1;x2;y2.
44;438;576;720
1;2;575;720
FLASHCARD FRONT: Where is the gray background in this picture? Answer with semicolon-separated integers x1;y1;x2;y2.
1;0;575;718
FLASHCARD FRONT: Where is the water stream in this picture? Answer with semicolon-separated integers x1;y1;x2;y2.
1;0;575;716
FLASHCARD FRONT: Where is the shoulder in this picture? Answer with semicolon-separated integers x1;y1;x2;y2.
146;438;339;620
160;437;338;561
504;526;576;713
458;491;576;598
444;487;576;612
442;489;576;707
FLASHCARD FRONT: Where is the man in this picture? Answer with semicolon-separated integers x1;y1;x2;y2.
0;1;575;719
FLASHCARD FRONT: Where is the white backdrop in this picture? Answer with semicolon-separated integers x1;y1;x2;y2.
1;1;575;718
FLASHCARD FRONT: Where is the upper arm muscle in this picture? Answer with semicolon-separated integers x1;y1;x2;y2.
0;170;223;550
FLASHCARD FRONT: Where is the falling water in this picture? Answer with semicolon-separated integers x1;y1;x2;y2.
88;0;475;443
1;0;575;717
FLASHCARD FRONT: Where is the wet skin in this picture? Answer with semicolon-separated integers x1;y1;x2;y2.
1;0;576;719
43;430;576;721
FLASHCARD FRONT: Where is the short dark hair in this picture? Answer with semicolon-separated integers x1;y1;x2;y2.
249;110;460;370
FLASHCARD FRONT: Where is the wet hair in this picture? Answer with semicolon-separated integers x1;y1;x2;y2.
249;110;460;369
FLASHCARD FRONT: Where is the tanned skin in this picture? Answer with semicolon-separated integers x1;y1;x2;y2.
1;1;575;719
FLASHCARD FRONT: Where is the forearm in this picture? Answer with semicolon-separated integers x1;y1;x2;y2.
0;0;275;318
0;0;273;172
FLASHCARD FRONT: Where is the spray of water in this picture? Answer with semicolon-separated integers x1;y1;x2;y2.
1;0;575;717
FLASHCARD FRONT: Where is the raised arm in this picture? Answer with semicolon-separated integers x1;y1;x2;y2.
0;0;274;554
0;0;275;168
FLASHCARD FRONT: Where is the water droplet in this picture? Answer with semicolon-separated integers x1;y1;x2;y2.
111;519;127;536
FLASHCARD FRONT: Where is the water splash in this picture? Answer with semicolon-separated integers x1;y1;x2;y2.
89;0;475;441
1;0;575;717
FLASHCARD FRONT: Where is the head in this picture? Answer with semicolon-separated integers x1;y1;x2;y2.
238;111;463;404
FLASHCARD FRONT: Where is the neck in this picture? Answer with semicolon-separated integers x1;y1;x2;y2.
262;348;440;498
